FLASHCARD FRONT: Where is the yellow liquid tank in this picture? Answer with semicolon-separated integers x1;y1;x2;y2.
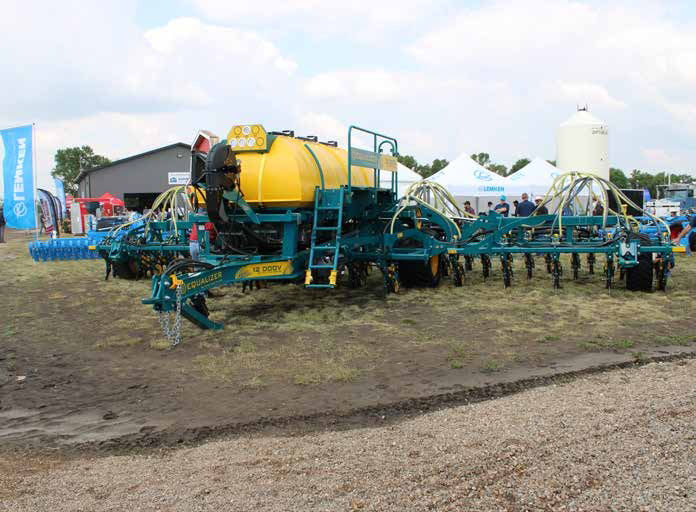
235;134;376;208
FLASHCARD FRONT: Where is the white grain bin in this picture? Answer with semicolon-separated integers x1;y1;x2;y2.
556;108;609;181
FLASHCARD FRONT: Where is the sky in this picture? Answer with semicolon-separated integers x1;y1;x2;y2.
1;0;696;195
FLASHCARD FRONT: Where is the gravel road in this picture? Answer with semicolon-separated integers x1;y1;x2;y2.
2;359;695;511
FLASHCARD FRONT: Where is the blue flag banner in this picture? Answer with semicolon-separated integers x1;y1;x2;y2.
1;124;36;229
54;178;67;215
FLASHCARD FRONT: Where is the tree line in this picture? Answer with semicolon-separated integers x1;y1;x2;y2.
397;152;694;197
396;152;546;179
609;168;694;197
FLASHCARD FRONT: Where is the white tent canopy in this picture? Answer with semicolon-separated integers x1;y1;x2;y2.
428;153;509;196
379;162;423;197
505;157;561;196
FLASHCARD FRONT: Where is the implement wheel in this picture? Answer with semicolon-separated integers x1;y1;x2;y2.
112;260;136;279
626;253;654;292
347;262;369;288
398;255;442;288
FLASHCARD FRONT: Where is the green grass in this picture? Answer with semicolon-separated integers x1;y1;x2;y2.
632;351;648;363
293;362;360;386
652;334;696;346
481;359;502;373
579;338;635;351
447;342;473;369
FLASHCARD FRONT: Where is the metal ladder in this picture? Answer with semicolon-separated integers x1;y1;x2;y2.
305;188;344;288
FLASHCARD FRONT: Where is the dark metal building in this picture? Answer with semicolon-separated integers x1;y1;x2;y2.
76;143;189;211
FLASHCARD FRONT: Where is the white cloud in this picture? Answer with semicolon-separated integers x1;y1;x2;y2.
0;6;301;197
303;70;407;102
190;0;447;41
551;82;627;110
144;17;297;76
294;112;347;144
0;6;297;119
291;111;382;150
2;0;696;197
19;112;187;195
397;0;696;171
641;148;678;167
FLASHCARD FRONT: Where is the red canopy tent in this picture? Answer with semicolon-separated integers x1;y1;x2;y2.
97;192;125;207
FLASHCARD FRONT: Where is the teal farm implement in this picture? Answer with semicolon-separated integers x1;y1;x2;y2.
141;124;676;343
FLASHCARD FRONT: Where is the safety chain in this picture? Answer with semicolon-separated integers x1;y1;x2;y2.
157;284;183;347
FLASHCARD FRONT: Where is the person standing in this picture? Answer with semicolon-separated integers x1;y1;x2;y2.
189;222;200;261
516;193;536;217
512;200;519;217
0;207;5;243
592;198;604;216
533;196;548;215
494;195;510;217
463;201;475;216
674;215;696;251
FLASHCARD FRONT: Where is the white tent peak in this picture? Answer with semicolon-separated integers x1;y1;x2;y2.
504;157;561;196
507;157;559;181
430;152;497;182
379;162;423;196
428;152;508;196
395;162;422;182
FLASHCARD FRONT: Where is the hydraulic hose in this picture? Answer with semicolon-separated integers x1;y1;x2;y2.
107;185;194;241
389;180;475;239
532;172;670;239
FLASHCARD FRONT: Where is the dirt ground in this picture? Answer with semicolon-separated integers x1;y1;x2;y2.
0;228;694;451
2;357;695;511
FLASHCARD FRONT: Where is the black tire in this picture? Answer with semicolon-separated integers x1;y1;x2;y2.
111;260;136;279
625;253;653;292
398;255;441;288
347;262;369;288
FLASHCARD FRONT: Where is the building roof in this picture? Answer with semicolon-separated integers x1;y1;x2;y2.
76;142;189;183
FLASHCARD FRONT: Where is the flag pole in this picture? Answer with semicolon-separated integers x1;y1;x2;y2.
32;123;39;240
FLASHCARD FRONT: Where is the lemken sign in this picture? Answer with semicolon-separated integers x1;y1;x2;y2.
168;172;190;185
1;125;36;229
